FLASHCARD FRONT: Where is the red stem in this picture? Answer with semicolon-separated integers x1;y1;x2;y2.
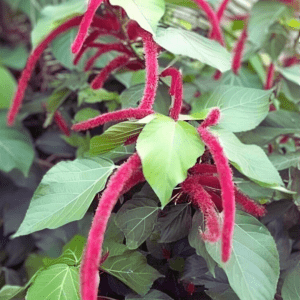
72;108;153;131
197;108;235;262
7;16;83;126
72;0;104;54
232;26;247;75
80;153;141;300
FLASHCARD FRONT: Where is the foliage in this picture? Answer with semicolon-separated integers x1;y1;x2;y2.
0;0;300;300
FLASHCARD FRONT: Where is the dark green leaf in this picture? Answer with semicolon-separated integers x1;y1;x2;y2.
125;289;174;300
269;152;300;170
0;67;16;110
101;250;163;296
154;27;231;72
78;87;119;106
13;157;115;237
191;85;271;132
115;198;160;249
137;115;204;207
26;264;80;300
281;262;300;300
0;45;28;70
206;211;280;300
278;65;300;86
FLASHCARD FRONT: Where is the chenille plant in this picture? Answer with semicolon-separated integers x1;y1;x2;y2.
2;0;300;300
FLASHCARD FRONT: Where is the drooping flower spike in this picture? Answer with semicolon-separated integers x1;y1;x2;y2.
7;16;83;126
71;0;105;54
197;108;235;262
80;153;141;300
53;111;71;137
216;0;231;20
160;67;183;121
232;26;248;75
264;63;275;90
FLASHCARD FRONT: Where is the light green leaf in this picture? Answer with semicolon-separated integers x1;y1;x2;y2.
191;85;271;132
125;289;174;299
13;158;115;237
281;262;300;300
188;211;216;276
90;121;145;155
137;115;205;207
269;152;300;170
0;45;28;70
110;0;165;35
278;65;300;86
0;111;34;176
213;128;283;187
74;108;100;123
115;198;160;249
0;67;16;110
31;0;87;47
206;211;280;300
154;27;231;72
26;264;80;300
102;250;163;296
0;285;25;300
78;87;119;106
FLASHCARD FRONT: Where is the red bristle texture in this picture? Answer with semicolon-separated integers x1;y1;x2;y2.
91;55;130;89
160;67;180;96
264;63;275;90
71;0;104;54
126;20;141;41
72;108;153;131
54;111;71;137
73;30;102;65
282;56;299;67
232;26;247;75
234;189;266;217
192;0;224;45
214;70;222;80
120;168;145;195
7;16;83;126
85;44;132;71
192;174;221;189
189;163;217;175
198;108;235;262
124;134;139;145
217;0;231;20
206;190;223;211
181;177;221;242
124;61;145;71
80;153;141;300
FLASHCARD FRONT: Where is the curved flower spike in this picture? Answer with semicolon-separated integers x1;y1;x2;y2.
80;153;141;300
232;26;247;75
197;108;235;262
7;16;83;126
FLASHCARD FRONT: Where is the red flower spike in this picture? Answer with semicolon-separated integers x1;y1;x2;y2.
72;108;153;131
264;63;275;90
214;70;222;80
161;67;183;121
54;111;71;137
120;168;145;195
232;26;247;75
282;56;299;67
73;30;102;65
124;134;139;146
71;0;104;54
216;0;231;20
91;55;130;89
181;177;221;242
162;248;171;260
234;189;266;217
126;20;141;41
198;108;235;262
189;163;217;175
186;283;195;296
124;61;145;71
206;190;223;211
80;153;141;300
192;0;224;45
193;174;221;189
85;44;132;71
7;16;83;126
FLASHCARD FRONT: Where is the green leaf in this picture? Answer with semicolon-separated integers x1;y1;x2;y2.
31;0;87;47
158;203;192;243
74;108;100;123
99;144;136;162
13;157;115;237
191;85;271;132
188;211;217;276
0;285;25;300
115;198;160;249
206;211;280;300
0;67;16;110
110;0;165;35
0;111;34;176
137;115;205;207
154;27;231;72
78;87;119;106
0;45;28;70
125;289;174;299
278;65;300;86
90;120;146;155
281;262;300;300
238;111;300;146
26;264;80;300
269;152;300;170
101;250;163;296
248;1;288;48
213;128;283;187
